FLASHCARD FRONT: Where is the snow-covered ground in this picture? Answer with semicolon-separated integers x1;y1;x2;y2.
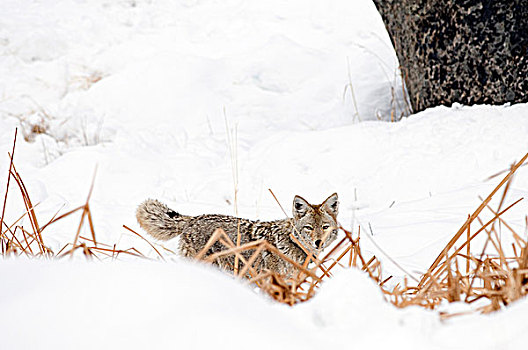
1;1;528;349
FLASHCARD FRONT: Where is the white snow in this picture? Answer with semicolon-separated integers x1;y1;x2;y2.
1;0;528;349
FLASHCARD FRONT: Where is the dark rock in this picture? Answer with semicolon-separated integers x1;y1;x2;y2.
372;0;528;113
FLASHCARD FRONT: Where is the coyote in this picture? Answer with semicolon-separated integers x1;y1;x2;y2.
136;193;339;276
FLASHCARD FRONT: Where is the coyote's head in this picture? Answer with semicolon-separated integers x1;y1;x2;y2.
291;193;339;253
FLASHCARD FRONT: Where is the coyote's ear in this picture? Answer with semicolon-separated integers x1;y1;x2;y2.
322;193;339;216
293;195;309;219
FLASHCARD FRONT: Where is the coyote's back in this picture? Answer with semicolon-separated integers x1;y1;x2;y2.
136;193;339;276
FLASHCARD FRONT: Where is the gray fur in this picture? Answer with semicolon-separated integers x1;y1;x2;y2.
136;194;339;276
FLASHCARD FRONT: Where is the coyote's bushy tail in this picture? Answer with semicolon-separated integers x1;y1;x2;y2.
136;199;190;240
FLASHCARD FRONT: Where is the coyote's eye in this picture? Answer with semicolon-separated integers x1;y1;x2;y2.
322;224;330;230
303;225;313;231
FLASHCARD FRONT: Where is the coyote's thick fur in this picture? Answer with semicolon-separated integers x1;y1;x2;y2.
136;193;339;276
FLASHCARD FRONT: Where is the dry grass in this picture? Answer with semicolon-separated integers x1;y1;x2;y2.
0;129;161;261
2;128;528;317
389;152;528;316
189;222;383;305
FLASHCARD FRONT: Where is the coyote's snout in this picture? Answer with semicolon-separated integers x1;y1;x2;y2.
136;193;339;276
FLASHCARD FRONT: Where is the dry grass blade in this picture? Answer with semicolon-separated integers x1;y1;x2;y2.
195;228;225;260
9;162;45;253
40;205;84;231
238;244;265;278
0;128;17;246
195;228;260;278
123;225;165;261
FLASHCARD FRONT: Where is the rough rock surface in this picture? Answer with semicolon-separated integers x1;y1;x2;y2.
373;0;528;112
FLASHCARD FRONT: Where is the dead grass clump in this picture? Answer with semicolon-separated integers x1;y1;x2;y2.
189;223;385;306
389;152;528;316
0;129;159;260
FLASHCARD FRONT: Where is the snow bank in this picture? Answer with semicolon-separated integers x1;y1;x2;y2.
2;260;527;349
0;259;318;349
